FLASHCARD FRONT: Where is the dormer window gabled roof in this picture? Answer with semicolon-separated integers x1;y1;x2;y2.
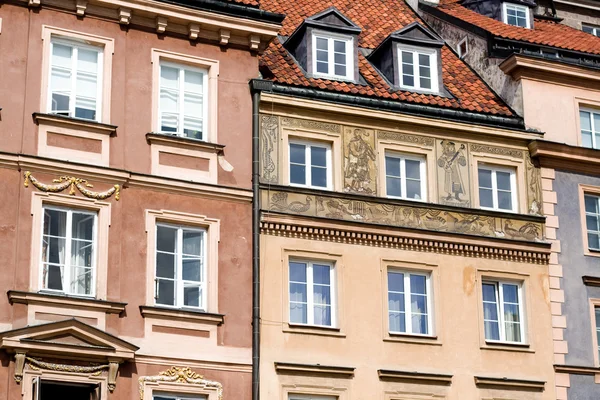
283;7;361;82
368;22;444;94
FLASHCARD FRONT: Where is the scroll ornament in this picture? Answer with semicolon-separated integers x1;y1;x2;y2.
23;171;120;200
139;367;223;400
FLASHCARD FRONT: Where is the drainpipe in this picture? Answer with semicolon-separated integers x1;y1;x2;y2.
249;78;273;400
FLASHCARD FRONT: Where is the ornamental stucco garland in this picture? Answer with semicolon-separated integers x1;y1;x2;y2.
138;367;223;400
23;171;120;200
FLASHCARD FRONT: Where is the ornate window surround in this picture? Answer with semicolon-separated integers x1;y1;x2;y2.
139;367;222;400
145;210;220;313
29;191;112;300
21;367;109;400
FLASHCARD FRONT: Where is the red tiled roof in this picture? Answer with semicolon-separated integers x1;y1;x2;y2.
225;0;259;6
258;0;515;117
436;0;600;55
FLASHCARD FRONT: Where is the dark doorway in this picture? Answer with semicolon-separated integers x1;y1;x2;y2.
39;381;98;400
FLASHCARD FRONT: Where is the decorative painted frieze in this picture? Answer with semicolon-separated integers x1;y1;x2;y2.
263;188;544;242
280;117;341;133
437;139;470;208
378;130;435;147
343;127;376;195
260;115;279;183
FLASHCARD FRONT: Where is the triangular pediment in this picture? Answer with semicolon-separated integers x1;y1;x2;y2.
391;22;444;47
307;7;361;31
0;319;137;361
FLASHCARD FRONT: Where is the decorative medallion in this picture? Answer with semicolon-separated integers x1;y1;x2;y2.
139;367;223;400
24;171;120;200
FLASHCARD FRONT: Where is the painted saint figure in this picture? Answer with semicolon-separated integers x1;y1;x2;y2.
345;128;376;193
437;141;466;201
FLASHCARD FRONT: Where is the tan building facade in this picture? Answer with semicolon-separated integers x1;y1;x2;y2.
0;0;282;399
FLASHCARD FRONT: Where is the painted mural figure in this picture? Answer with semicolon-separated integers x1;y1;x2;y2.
437;140;467;201
345;128;376;194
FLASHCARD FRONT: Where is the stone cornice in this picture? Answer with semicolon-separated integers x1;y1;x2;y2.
22;0;282;53
260;214;550;264
583;276;600;287
474;375;545;391
500;54;600;87
529;140;600;175
33;113;118;136
139;305;224;325
7;291;127;314
146;133;225;153
554;364;600;375
378;369;452;385
274;362;355;378
0;152;252;203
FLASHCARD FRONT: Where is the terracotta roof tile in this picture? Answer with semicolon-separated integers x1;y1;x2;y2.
258;0;515;117
436;0;600;55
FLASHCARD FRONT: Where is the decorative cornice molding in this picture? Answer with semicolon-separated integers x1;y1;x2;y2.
529;140;600;175
378;369;452;385
555;364;600;375
500;54;600;86
274;362;355;378
146;133;225;153
7;291;127;315
24;171;120;201
583;276;600;287
33;113;117;136
139;367;223;400
139;306;224;325
474;375;545;391
260;216;550;264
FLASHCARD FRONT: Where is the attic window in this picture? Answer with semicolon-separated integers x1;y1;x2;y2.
312;32;354;80
398;45;438;92
502;3;530;28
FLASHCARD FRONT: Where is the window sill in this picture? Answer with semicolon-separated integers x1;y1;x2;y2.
7;290;126;314
482;340;533;353
146;132;225;153
283;323;345;338
384;333;441;345
33;112;117;136
139;305;224;325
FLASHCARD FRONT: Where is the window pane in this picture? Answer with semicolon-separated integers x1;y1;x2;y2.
160;66;179;89
71;213;94;240
290;164;306;185
388;292;405;313
44;209;67;237
182;258;201;282
183;230;202;256
334;40;345;53
314;285;331;306
184;70;203;93
410;274;426;294
497;191;513;210
388;272;405;292
183;284;201;307
311;146;327;167
401;51;412;65
587;215;599;232
156;279;175;305
313;264;331;285
484;320;500;340
502;284;519;303
505;322;521;342
156;253;175;278
314;304;331;326
583;131;593;148
387;177;401;197
411;313;428;334
157;226;177;253
334;52;346;65
584;196;596;213
290;143;305;164
386;156;401;177
418;54;430;68
290;261;307;282
504;303;520;323
406;180;421;200
290;302;307;324
316;37;328;50
405;160;421;180
496;171;512;191
589;233;600;250
389;311;405;333
479;188;494;208
316;50;328;62
483;301;498;321
402;75;414;87
311;166;327;188
71;266;93;295
52;43;72;68
411;294;427;314
71;240;92;267
482;283;497;302
45;265;64;291
290;283;307;302
334;64;347;77
43;237;66;264
581;111;592;131
478;168;492;188
420;77;431;90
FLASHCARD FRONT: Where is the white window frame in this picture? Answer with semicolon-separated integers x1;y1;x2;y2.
384;152;427;202
158;61;209;139
583;24;600;37
153;393;206;400
39;205;98;297
47;37;104;122
580;108;600;149
311;31;354;81
288;259;337;328
154;222;207;310
482;280;526;344
585;194;600;251
397;44;439;93
387;270;433;336
502;3;531;29
289;396;337;400
478;164;518;212
288;139;332;190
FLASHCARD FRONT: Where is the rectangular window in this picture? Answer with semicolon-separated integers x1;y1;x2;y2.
482;281;525;343
41;206;97;296
154;394;206;400
155;224;206;309
478;165;517;212
289;140;331;189
289;260;335;327
596;307;600;362
503;3;530;28
580;109;600;149
583;24;600;37
385;153;427;201
387;271;432;335
159;62;208;140
313;33;354;80
585;194;600;250
48;38;103;121
289;396;336;400
398;46;438;92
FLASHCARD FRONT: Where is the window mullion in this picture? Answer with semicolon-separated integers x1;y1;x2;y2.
179;68;185;136
413;51;419;90
65;211;73;294
498;283;506;341
328;38;334;75
307;262;314;325
491;170;499;210
71;46;78;118
592;111;597;149
177;228;183;307
306;145;312;187
405;274;412;333
400;159;407;199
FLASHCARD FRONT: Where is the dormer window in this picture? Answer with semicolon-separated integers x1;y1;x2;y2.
502;3;530;28
313;32;354;80
398;45;438;92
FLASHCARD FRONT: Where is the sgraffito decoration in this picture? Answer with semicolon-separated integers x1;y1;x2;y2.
138;367;223;400
343;127;376;195
525;152;543;215
260;115;279;183
264;190;544;242
23;171;120;201
437;140;470;207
